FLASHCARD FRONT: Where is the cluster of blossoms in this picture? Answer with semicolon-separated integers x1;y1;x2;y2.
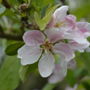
18;6;90;82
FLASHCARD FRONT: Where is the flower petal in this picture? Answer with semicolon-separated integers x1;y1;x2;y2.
38;52;55;77
23;30;45;46
68;41;90;52
65;15;76;28
77;22;88;30
63;28;89;44
48;58;67;83
47;17;55;28
18;45;42;65
72;35;89;44
77;22;90;37
44;28;64;43
53;42;75;62
53;5;68;23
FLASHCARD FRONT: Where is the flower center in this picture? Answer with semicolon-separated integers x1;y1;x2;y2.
55;21;65;27
41;41;53;51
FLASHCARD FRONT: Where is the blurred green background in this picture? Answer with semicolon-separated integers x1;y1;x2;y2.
0;0;90;90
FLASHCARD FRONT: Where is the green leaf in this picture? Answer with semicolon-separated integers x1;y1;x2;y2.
82;82;90;90
5;42;24;56
19;62;38;82
31;0;55;12
76;52;90;75
65;70;77;87
71;2;90;20
23;0;31;4
0;56;20;90
34;4;60;30
0;0;2;3
42;83;57;90
0;4;6;15
8;0;19;6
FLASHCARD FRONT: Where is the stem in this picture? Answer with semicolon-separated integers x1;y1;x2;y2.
0;32;23;41
2;0;11;8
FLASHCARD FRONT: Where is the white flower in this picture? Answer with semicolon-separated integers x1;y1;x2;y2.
18;29;74;77
18;5;90;78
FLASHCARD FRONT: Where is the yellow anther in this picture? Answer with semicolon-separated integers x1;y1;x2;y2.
55;21;65;27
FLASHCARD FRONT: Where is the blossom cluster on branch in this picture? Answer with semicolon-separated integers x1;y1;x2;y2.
17;6;90;83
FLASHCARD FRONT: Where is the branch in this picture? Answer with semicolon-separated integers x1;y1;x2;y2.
0;32;23;41
2;0;11;8
21;17;39;30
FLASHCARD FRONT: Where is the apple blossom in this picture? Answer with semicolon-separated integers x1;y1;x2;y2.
48;6;90;83
48;5;90;52
47;5;90;82
18;29;74;77
18;5;90;78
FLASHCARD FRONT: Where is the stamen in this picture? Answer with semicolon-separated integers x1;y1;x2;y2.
41;40;53;51
55;21;65;27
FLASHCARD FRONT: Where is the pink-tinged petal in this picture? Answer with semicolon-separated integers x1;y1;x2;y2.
73;36;88;44
77;22;90;37
38;52;55;77
53;6;68;23
77;22;88;29
68;41;90;52
48;59;67;83
53;43;75;62
63;28;89;44
18;45;42;65
65;15;76;28
76;22;90;30
47;17;55;28
68;59;76;70
44;28;64;43
23;30;45;46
